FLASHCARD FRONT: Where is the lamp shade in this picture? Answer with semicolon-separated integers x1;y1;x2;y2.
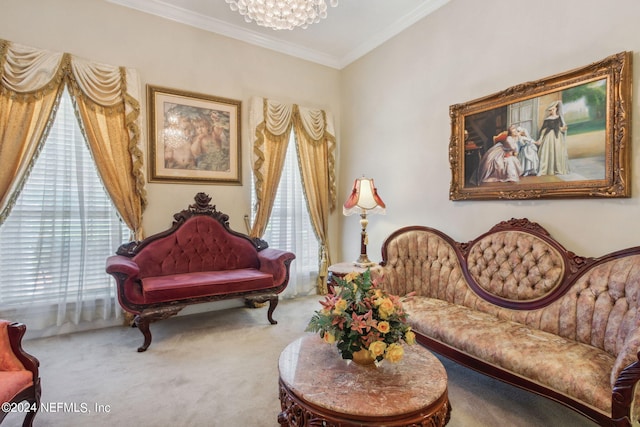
343;178;386;216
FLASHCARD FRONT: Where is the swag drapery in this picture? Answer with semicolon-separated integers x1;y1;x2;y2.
249;97;336;293
0;39;146;237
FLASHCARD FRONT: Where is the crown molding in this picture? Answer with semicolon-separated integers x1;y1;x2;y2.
337;0;450;69
107;0;449;69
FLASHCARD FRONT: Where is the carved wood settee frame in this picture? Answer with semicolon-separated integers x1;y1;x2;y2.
106;193;295;352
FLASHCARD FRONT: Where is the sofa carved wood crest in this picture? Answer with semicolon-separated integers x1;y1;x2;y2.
375;218;640;426
106;193;296;352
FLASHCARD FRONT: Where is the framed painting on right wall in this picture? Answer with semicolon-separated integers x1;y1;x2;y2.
449;51;632;201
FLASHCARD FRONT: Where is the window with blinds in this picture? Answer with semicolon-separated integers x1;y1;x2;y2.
0;89;129;310
252;132;319;297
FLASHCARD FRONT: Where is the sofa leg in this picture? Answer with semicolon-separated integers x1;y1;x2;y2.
267;295;278;325
134;315;152;352
244;294;279;324
134;305;186;352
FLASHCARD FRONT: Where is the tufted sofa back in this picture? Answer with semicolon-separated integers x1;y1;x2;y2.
133;216;260;278
378;228;471;303
378;222;640;358
467;230;565;301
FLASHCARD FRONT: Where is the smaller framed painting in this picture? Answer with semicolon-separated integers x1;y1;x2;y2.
147;85;241;185
449;51;632;200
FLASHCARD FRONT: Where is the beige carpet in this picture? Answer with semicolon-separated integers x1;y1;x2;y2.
6;296;595;427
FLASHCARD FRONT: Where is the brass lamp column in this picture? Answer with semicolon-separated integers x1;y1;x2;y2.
343;177;386;267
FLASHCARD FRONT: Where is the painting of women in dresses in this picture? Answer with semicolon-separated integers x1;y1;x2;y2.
537;100;569;175
473;124;523;184
517;127;539;176
451;52;630;200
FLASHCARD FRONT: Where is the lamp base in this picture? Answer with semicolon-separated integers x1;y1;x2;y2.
353;254;377;268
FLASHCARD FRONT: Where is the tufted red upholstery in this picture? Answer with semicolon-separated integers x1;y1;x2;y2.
133;217;260;278
105;193;296;352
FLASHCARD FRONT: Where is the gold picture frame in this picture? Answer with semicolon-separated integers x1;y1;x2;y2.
449;51;632;200
147;85;241;185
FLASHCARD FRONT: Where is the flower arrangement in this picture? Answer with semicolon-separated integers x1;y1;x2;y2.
306;269;415;364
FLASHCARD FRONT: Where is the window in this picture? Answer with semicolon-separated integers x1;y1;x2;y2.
0;89;129;335
252;132;319;298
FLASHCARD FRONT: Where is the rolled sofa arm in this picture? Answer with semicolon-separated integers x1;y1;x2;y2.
105;255;144;309
611;327;640;424
258;248;296;287
106;255;140;278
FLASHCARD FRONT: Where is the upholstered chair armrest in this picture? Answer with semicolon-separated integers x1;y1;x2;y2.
258;248;296;286
106;255;140;279
1;321;39;380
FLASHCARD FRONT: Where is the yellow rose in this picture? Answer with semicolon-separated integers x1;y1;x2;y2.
378;298;395;319
334;298;348;314
323;331;336;344
385;343;404;363
343;272;359;283
376;321;391;334
404;330;416;345
368;341;387;358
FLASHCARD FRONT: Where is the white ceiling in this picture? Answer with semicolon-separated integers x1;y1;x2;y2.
106;0;450;69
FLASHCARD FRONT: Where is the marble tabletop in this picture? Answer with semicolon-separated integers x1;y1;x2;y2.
278;334;448;420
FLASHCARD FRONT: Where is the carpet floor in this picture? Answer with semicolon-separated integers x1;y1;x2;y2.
6;296;596;426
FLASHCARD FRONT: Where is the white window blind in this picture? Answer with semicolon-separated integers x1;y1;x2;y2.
253;132;319;297
0;89;129;334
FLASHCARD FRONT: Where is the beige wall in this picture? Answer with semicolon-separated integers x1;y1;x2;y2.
0;0;341;249
340;0;640;262
3;0;640;268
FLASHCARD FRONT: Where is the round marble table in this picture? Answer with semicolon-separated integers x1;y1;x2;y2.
278;334;450;426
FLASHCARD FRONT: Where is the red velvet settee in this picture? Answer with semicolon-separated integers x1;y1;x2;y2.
106;193;296;352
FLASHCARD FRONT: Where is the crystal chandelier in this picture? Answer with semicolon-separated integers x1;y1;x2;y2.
225;0;339;31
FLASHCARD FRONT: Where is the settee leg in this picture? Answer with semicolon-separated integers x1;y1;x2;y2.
134;316;152;353
267;295;278;324
134;305;186;352
244;294;279;324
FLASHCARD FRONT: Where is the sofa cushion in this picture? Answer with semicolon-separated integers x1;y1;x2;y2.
141;269;274;304
0;370;32;404
404;297;614;413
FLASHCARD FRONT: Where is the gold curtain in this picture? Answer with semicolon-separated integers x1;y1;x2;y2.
0;39;146;238
68;56;146;239
0;40;65;224
250;99;293;238
250;97;337;293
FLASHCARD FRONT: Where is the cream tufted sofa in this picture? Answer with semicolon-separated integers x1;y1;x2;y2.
376;218;640;426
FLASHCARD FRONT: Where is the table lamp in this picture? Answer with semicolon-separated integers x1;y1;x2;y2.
343;177;386;267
